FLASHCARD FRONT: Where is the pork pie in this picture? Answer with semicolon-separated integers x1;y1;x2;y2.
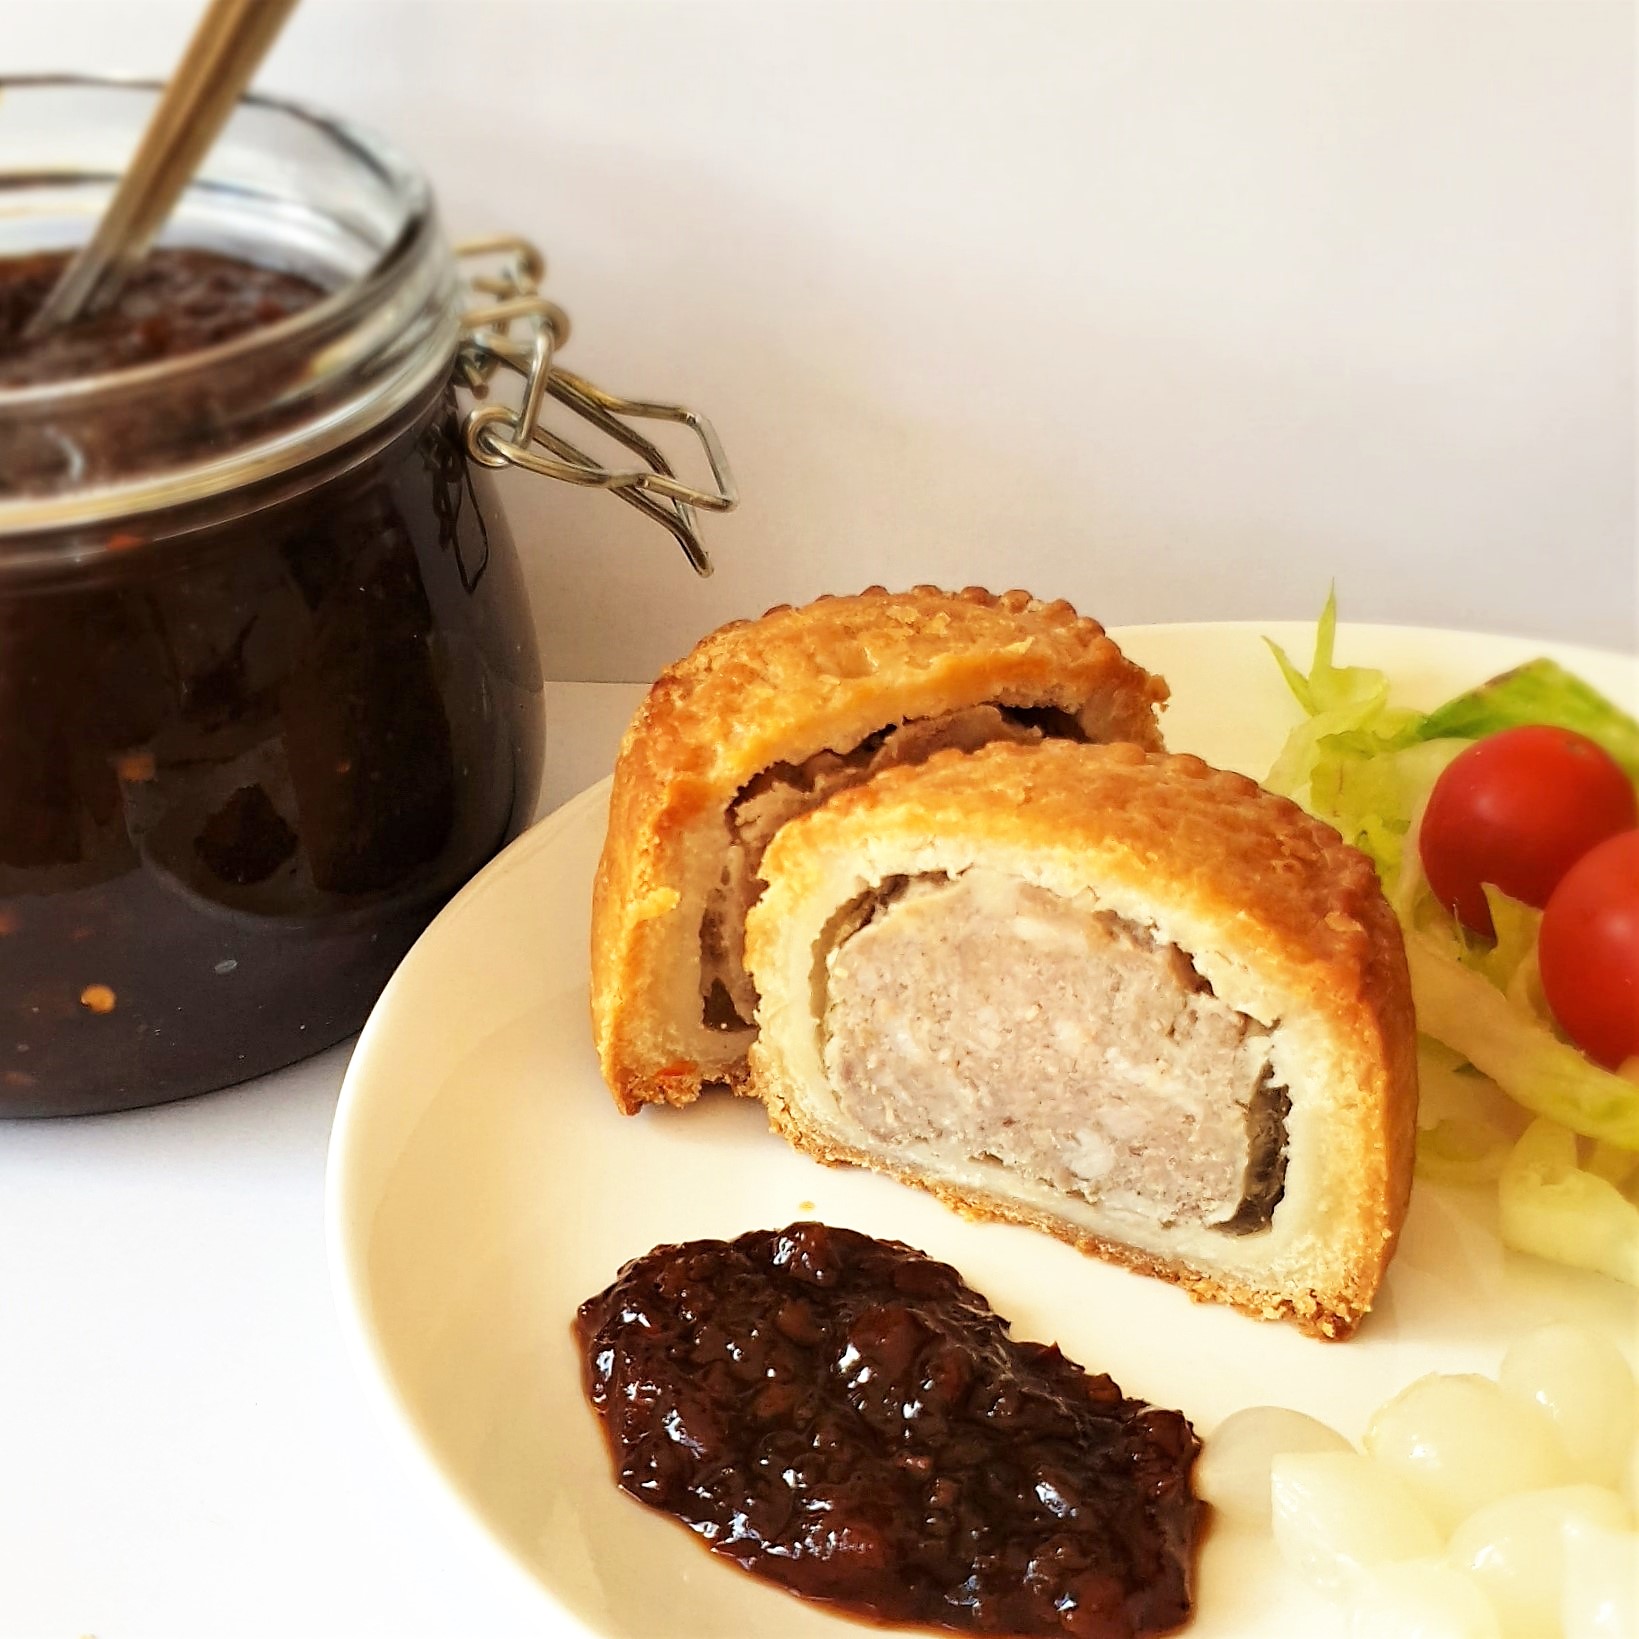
590;587;1167;1113
743;739;1417;1338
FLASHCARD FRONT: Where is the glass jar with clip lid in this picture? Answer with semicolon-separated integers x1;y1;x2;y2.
0;77;735;1116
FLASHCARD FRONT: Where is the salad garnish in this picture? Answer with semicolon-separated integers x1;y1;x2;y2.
1266;595;1639;1284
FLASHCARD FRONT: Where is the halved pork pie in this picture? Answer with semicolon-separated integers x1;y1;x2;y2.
743;738;1417;1338
590;587;1167;1113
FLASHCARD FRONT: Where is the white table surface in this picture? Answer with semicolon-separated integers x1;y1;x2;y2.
0;682;649;1639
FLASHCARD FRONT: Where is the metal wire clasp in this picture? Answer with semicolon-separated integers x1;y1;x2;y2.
454;236;736;576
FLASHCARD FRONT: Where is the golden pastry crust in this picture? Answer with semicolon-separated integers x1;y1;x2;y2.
745;739;1418;1340
591;587;1168;1114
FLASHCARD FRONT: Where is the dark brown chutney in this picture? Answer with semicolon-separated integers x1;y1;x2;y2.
0;251;543;1115
0;247;322;389
576;1223;1201;1638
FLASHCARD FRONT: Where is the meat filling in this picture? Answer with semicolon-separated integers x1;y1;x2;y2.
700;706;1080;1029
820;870;1290;1233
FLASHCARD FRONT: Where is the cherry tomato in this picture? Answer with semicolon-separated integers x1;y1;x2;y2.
1539;830;1639;1069
1419;726;1637;937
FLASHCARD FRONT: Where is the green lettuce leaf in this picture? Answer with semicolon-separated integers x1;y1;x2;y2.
1404;928;1639;1149
1466;886;1544;997
1416;659;1639;781
1265;588;1393;719
1315;736;1467;882
1264;591;1447;880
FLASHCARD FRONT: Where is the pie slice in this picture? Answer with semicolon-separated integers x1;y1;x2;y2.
591;586;1167;1113
743;738;1417;1339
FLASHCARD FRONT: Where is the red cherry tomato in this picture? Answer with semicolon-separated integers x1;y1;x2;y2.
1539;830;1639;1069
1419;726;1637;937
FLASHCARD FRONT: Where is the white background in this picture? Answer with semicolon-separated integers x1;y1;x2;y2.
6;0;1635;679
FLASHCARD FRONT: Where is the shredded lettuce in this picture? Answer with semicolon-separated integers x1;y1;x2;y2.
1463;884;1553;1030
1499;1120;1639;1285
1417;1120;1514;1187
1413;1037;1524;1186
1264;590;1398;723
1266;596;1639;1283
1416;1048;1527;1193
1265;593;1413;793
1404;929;1639;1149
1319;737;1467;883
1264;592;1464;882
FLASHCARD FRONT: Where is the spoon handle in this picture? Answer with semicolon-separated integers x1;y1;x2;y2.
24;0;300;338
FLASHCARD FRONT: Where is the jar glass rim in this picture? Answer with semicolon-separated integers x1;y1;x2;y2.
0;75;460;548
0;73;437;410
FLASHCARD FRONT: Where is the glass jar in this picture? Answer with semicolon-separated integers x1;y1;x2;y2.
0;79;731;1117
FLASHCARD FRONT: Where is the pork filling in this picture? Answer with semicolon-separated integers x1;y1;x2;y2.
699;705;1086;1030
819;870;1290;1234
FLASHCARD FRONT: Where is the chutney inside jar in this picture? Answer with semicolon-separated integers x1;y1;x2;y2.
0;245;326;390
0;86;545;1116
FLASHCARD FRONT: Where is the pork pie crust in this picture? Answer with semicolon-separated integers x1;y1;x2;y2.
744;739;1418;1339
591;587;1168;1113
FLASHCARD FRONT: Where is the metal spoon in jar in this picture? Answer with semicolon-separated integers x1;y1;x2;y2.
23;0;300;338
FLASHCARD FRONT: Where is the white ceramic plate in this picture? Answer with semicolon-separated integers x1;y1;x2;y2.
327;622;1638;1639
